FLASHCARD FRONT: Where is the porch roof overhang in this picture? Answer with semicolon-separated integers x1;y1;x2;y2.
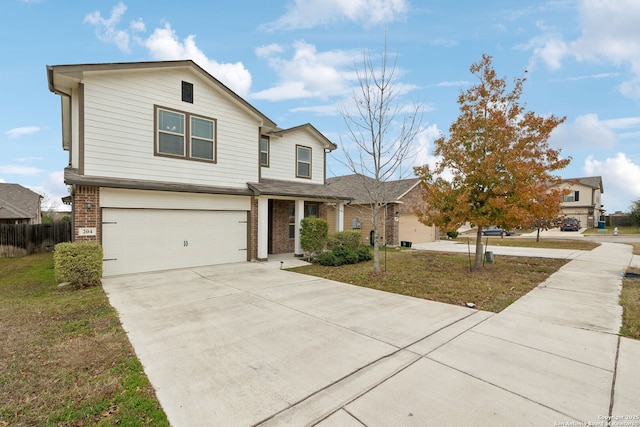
248;179;352;202
64;168;254;197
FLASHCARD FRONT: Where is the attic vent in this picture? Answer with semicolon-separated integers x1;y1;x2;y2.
182;81;194;103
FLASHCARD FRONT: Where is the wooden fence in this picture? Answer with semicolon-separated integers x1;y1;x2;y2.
0;222;72;257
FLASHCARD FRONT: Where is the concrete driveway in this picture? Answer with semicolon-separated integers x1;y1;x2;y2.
102;243;639;426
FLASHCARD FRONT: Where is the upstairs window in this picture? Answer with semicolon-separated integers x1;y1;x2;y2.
158;109;185;156
191;117;214;160
260;136;269;167
156;106;216;162
296;145;311;179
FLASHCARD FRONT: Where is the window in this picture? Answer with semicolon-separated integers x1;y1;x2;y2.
296;145;311;178
562;191;580;203
305;203;318;218
260;136;269;167
155;106;216;162
191;116;214;160
182;81;193;103
288;203;295;238
158;109;185;156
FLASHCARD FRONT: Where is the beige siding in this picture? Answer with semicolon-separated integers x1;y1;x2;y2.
261;129;326;184
398;215;436;243
81;69;261;188
100;188;250;211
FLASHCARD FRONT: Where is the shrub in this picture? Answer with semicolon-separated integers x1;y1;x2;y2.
300;217;328;260
356;245;372;262
317;251;338;266
54;242;103;287
327;230;362;250
332;245;359;265
446;231;459;239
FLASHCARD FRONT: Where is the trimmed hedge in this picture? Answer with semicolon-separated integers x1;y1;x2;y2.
300;217;328;259
54;242;103;287
327;231;361;250
317;239;372;266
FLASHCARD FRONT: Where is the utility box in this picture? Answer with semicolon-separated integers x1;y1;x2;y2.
485;251;494;264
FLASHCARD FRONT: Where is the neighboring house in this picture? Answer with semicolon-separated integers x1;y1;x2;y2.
552;176;604;228
325;174;438;245
47;60;350;276
0;183;42;224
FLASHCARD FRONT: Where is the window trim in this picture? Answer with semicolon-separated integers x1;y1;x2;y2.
296;145;312;179
154;105;217;163
260;135;270;167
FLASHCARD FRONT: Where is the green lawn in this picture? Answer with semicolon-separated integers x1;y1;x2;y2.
582;226;640;235
0;253;168;426
291;249;568;313
456;236;600;250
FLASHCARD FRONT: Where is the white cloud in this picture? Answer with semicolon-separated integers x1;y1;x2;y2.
252;40;355;101
84;4;252;97
143;23;252;97
584;153;640;212
262;0;409;31
84;1;131;52
549;113;617;149
434;80;469;87
5;126;41;138
530;0;640;99
0;165;42;175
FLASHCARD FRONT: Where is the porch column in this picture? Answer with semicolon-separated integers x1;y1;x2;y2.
257;196;269;260
294;199;304;256
335;202;344;232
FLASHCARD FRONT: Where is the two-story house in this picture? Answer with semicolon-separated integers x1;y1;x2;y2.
554;176;604;228
47;60;350;276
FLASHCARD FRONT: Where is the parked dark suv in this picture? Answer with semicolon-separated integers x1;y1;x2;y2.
560;218;580;231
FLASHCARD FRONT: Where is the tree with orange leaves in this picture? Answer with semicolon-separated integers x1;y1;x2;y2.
414;55;570;270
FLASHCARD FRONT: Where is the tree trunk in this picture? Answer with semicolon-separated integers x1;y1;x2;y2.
536;227;541;242
474;228;483;270
372;204;381;274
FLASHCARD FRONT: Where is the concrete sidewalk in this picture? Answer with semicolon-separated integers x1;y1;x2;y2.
103;243;638;426
413;239;588;259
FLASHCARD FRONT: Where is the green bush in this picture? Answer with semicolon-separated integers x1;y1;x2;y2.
317;251;338;266
446;231;459;239
300;217;328;259
356;245;372;262
54;242;103;287
328;230;362;250
332;245;359;265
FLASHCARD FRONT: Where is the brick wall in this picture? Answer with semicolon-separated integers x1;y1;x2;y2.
270;200;294;254
73;185;101;242
249;197;258;260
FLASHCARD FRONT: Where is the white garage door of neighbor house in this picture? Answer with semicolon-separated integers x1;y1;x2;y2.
102;208;248;276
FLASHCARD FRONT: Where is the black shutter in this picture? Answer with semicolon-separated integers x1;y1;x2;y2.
574;191;580;202
182;81;194;103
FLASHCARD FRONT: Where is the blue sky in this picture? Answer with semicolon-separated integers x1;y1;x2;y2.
2;0;639;213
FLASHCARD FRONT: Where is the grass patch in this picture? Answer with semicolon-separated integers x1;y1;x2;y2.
621;267;640;340
455;237;599;250
583;226;640;235
0;253;168;426
290;249;567;313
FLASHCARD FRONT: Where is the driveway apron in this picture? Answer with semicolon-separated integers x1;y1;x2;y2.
102;243;636;426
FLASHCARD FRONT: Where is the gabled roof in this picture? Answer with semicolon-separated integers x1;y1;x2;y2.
248;179;351;200
269;123;338;151
562;176;604;193
326;174;420;205
47;60;277;129
0;184;41;220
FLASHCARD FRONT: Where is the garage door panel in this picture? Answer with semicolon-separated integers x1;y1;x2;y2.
102;209;247;276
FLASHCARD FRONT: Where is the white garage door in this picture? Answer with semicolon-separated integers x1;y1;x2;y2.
102;208;248;276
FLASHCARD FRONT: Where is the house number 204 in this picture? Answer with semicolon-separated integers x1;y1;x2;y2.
183;241;189;247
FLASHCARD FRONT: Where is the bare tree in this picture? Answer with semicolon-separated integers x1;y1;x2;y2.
338;44;423;274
